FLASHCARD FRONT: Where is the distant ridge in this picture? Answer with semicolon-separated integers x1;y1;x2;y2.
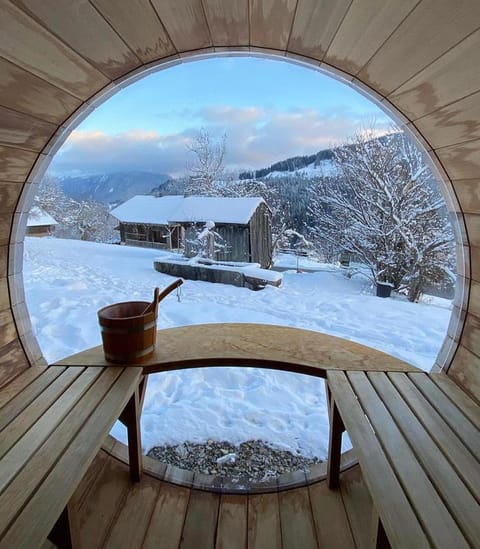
239;148;334;179
57;171;170;207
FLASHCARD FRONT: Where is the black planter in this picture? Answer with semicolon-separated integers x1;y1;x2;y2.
376;282;393;298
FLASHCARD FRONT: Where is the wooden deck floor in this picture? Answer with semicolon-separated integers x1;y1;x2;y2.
69;450;373;548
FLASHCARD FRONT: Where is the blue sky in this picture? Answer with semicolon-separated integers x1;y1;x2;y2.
50;56;390;176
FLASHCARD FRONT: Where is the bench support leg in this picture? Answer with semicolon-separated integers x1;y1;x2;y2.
120;386;143;482
48;505;73;549
327;398;344;489
371;510;391;549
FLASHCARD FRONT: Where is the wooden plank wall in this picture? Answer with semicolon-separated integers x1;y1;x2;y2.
0;0;478;399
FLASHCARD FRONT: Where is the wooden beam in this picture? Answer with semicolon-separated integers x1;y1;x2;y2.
13;0;142;80
91;0;175;63
288;0;351;60
0;1;109;100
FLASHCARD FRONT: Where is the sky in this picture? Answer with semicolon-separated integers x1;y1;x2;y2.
49;56;391;177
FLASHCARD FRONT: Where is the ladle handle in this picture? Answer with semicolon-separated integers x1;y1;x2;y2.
156;278;183;303
142;279;183;316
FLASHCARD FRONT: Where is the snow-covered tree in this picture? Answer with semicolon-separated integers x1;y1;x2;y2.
308;129;455;301
186;128;226;196
185;220;229;260
34;174;117;243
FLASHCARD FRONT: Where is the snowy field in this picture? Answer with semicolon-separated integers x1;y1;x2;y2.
24;237;452;458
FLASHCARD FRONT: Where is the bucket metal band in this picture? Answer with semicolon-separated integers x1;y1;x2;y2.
100;320;157;335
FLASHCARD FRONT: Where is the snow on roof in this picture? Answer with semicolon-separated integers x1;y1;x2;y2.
170;196;265;224
110;195;185;225
111;195;265;225
27;206;58;227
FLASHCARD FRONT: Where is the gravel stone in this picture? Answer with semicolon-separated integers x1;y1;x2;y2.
147;439;323;483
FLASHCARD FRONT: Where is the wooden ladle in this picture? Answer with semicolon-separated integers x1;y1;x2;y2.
142;278;184;316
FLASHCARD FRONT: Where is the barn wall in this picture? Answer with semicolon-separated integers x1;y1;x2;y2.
216;225;250;263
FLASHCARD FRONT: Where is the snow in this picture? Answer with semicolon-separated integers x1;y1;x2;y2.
27;206;58;227
110;195;184;225
111;195;265;226
170;196;265;224
265;159;336;179
23;237;451;459
157;256;283;283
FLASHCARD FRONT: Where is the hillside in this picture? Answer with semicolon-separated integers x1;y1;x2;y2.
57;171;170;207
239;148;335;179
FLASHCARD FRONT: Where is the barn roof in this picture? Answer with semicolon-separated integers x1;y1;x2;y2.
170;196;265;224
27;206;58;227
110;195;185;225
111;195;266;225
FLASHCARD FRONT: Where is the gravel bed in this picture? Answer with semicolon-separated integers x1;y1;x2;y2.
147;439;323;483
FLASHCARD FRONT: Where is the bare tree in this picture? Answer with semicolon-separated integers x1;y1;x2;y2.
35;174;117;243
186;128;226;196
308;129;455;301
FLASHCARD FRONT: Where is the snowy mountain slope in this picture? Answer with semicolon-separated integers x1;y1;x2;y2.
57;171;170;206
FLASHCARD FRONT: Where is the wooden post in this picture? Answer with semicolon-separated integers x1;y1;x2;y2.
120;386;143;482
324;379;332;423
327;398;344;489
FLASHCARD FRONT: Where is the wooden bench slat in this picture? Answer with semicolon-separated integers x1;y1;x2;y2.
339;466;374;549
0;367;65;430
0;367;142;548
0;367;124;542
347;371;469;549
0;367;86;459
430;373;480;429
278;487;318;549
408;373;480;457
327;370;430;549
389;372;480;500
367;372;480;548
215;495;248;549
72;453;133;548
180;490;220;548
141;482;190;549
0;366;47;409
247;493;282;549
102;473;161;549
0;367;102;495
308;480;355;548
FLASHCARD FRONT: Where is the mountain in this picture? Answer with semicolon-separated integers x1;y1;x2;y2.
57;171;170;207
239;148;335;179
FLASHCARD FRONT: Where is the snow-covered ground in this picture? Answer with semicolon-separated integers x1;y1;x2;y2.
24;237;452;458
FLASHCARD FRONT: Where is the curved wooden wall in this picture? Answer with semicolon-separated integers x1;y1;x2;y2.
0;0;479;399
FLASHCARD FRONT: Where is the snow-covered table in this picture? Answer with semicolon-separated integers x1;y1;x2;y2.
54;323;417;377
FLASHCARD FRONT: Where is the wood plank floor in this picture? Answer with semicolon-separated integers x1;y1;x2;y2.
70;450;372;548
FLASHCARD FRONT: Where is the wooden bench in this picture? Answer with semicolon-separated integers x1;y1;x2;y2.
326;370;480;548
0;364;144;548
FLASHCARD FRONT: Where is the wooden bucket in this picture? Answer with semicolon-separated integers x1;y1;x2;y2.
97;280;183;364
97;300;158;364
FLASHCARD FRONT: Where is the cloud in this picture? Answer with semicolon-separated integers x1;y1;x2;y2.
50;107;391;176
50;129;192;177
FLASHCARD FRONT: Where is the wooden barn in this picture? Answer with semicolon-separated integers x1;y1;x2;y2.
111;195;273;268
26;206;57;237
110;195;185;250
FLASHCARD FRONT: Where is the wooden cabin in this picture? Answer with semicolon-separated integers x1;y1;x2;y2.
111;195;184;250
26;206;57;237
1;2;480;548
112;195;273;268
